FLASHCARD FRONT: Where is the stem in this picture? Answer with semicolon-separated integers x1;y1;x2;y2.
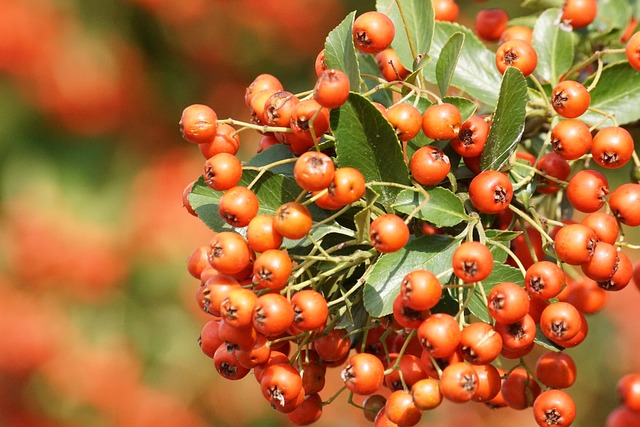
290;240;358;281
514;161;569;187
306;233;335;260
587;107;618;127
436;267;454;280
586;57;604;92
308;106;324;152
327;261;376;308
455;281;476;323
301;188;328;206
321;386;348;406
529;74;551;109
559;48;624;81
243;158;298;190
217;118;291;134
288;249;376;292
508;204;554;244
394;0;418;62
366;180;422;192
310;204;354;230
632;150;640;168
403;189;430;224
487;238;527;278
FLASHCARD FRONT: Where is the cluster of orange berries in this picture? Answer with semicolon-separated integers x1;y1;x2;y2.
178;2;640;426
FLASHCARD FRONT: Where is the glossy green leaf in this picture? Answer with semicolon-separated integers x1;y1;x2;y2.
188;177;227;232
246;144;296;176
480;67;528;171
354;207;371;244
188;171;302;232
331;93;411;205
465;263;524;323
392;187;471;227
283;223;356;251
376;0;435;71
443;96;477;123
324;11;361;89
436;32;465;96
533;8;574;85
359;54;394;106
336;301;369;337
364;235;459;317
423;22;503;107
580;62;640;127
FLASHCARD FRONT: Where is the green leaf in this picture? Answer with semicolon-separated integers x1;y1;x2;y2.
423;22;503;107
485;229;522;263
336;301;369;338
364;235;459;317
436;32;465;96
521;0;564;9
480;67;528;171
392;187;471;228
535;328;564;351
283;223;356;251
532;8;575;85
324;11;361;89
246;144;296;176
331;93;411;205
592;0;632;35
465;263;524;323
359;54;394;106
443;96;477;123
634;0;640;18
376;0;435;71
188;177;231;232
580;62;640;127
354;207;371;244
188;171;327;232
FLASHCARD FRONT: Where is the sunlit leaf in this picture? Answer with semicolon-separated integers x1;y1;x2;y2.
533;8;574;85
436;32;465;96
325;11;361;89
392;187;471;227
580;62;640;127
423;22;503;107
480;67;528;171
364;235;459;317
331;93;411;205
466;263;524;323
376;0;435;70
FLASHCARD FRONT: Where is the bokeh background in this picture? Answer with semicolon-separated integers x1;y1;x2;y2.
0;0;638;426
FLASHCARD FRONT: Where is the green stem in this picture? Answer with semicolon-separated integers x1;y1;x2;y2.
529;74;551;109
586;106;618;127
586;57;604;92
509;203;554;244
327;261;376;308
321;386;348;406
394;0;418;63
217;118;291;134
489;239;527;277
559;48;624;81
288;249;376;292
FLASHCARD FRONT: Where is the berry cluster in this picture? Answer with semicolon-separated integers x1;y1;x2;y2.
179;2;640;426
